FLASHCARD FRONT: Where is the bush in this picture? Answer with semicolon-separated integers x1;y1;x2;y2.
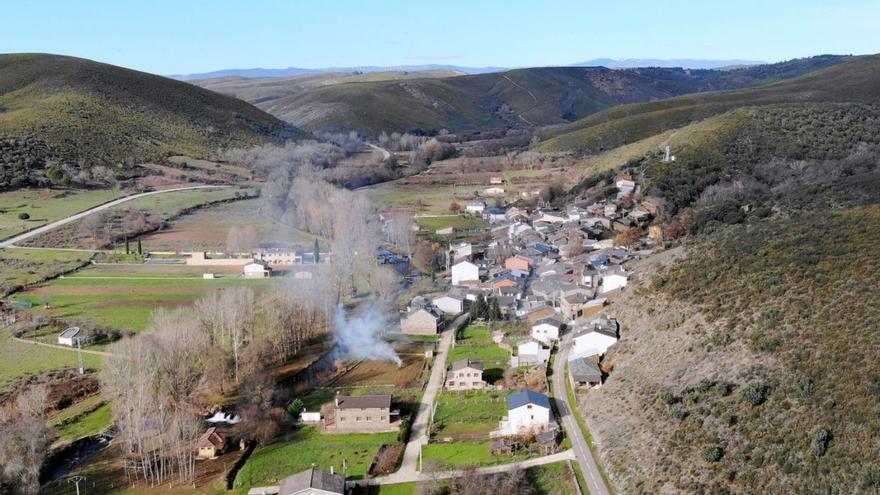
18;212;30;220
808;427;832;457
702;445;724;462
742;383;769;406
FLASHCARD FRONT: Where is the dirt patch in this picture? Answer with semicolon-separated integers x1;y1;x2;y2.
369;443;404;476
331;354;426;388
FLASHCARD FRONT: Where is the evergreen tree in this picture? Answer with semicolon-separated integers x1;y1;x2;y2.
470;294;486;320
314;238;320;264
488;297;502;321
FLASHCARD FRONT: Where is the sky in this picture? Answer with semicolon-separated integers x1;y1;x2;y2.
3;0;879;75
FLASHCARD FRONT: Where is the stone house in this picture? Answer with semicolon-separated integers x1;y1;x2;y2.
446;359;486;391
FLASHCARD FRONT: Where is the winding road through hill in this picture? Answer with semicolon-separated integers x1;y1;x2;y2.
0;185;230;249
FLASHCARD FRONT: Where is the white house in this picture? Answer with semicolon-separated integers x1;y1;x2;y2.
531;317;561;345
451;260;480;286
465;201;486;215
514;340;551;366
570;317;619;360
600;266;628;293
494;390;552;437
484;187;505;195
604;203;618;217
433;294;465;315
58;326;81;347
616;178;636;194
243;261;271;278
451;242;473;261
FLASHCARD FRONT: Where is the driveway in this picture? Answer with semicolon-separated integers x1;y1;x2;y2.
552;333;612;495
384;312;469;483
0;185;230;248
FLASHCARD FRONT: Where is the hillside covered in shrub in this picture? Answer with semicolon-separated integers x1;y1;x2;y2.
0;53;302;189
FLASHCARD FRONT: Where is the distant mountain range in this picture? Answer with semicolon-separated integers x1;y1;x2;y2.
172;59;775;81
573;58;767;69
170;64;506;81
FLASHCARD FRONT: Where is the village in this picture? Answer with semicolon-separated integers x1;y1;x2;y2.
0;166;654;495
226;171;654;494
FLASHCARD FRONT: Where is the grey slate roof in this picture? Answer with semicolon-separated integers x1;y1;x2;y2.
570;358;603;382
336;394;391;410
506;390;551;411
451;358;484;371
279;467;345;495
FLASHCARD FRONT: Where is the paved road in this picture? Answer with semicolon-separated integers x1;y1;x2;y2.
0;185;230;248
552;334;612;495
382;312;469;484
366;143;391;161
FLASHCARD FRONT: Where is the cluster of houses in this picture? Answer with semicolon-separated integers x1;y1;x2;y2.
180;242;332;279
401;174;654;393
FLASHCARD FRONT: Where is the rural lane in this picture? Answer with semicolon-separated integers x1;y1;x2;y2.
366;143;391;161
552;333;612;495
385;312;469;484
0;185;231;249
12;336;118;357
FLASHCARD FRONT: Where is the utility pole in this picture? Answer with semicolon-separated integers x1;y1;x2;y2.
68;475;86;495
76;336;84;375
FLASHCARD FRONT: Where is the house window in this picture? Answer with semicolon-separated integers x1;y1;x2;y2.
380;416;385;421
527;404;533;409
340;416;346;422
531;415;535;420
356;417;361;421
366;417;371;421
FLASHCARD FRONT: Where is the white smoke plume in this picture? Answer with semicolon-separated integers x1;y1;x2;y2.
333;304;401;365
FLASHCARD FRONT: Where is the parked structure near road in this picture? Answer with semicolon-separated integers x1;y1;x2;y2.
570;315;619;360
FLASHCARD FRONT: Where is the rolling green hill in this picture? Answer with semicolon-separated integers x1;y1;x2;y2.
537;54;879;155
190;69;465;106
253;55;849;135
0;53;301;189
564;57;880;495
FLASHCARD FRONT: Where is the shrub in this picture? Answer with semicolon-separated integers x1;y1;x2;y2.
749;331;782;353
18;212;30;220
742;383;769;406
808;427;832;457
702;445;724;462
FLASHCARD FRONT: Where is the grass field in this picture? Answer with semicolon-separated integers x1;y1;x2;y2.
351;462;576;494
12;263;275;333
0;326;102;392
55;402;112;442
422;440;532;470
18;187;243;249
448;325;509;383
233;427;398;491
414;215;488;232
0;247;92;296
433;390;507;440
0;188;121;240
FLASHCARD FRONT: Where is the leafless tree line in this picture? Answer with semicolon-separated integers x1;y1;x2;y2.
102;285;329;487
0;386;52;495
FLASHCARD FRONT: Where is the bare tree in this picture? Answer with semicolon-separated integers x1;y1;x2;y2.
0;385;53;495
